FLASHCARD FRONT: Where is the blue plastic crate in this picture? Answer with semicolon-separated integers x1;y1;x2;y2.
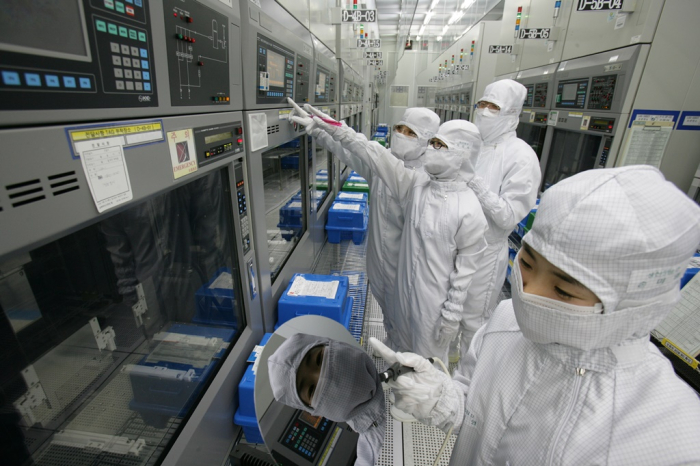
336;192;368;205
129;324;233;426
327;201;368;230
193;268;238;328
237;333;273;419
277;274;353;328
280;154;299;169
279;199;303;224
326;227;368;245
348;175;367;183
233;411;264;444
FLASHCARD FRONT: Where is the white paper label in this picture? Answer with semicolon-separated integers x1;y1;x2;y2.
287;276;340;299
77;137;133;213
683;115;700;126
630;34;641;44
209;272;233;290
288;201;302;208
167;129;198;180
348;274;359;286
249;0;261;8
334;203;361;211
548;110;559;126
614;13;626;30
339;192;364;200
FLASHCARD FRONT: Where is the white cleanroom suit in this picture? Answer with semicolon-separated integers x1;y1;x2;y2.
268;333;385;466
300;105;440;350
373;166;700;465
458;79;541;357
296;112;488;363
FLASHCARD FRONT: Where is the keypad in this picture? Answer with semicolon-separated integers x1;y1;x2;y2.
97;17;151;93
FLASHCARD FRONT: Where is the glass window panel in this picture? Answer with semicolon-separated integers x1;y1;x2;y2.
0;169;245;466
516;123;548;160
310;135;330;209
262;137;305;281
544;130;602;189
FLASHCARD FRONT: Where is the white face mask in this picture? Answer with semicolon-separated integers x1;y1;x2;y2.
511;258;604;316
391;132;424;161
474;107;509;143
422;147;461;180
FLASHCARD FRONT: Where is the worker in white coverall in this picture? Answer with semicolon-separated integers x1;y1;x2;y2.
288;100;440;351
292;107;488;366
453;79;541;363
371;165;700;465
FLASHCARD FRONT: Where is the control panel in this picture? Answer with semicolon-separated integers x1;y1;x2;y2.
295;55;311;103
280;411;334;462
524;84;534;107
329;72;337;102
588;75;617;110
533;112;548;124
533;83;548;108
0;0;157;111
257;34;295;104
163;0;230;106
556;79;588;109
588;116;615;133
194;122;244;167
598;136;613;167
234;161;251;255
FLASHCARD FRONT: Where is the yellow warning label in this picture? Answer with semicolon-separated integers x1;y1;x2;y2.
662;339;699;369
71;122;163;141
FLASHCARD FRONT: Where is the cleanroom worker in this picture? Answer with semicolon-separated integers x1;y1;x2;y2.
454;78;541;361
291;106;487;367
288;99;440;351
372;165;700;465
268;333;385;466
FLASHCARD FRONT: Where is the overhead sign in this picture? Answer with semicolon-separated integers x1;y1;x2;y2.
519;28;551;39
489;45;513;54
576;0;623;11
363;51;383;59
342;9;376;23
357;38;381;48
367;59;384;66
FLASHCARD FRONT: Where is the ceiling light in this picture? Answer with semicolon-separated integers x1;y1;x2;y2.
418;25;425;35
441;25;449;35
416;36;421;41
430;0;440;10
423;11;433;25
461;0;475;9
437;36;442;41
448;11;464;24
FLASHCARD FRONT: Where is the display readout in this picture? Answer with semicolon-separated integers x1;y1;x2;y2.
204;131;233;145
556;78;588;109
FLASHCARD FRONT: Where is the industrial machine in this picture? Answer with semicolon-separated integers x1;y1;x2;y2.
514;63;557;160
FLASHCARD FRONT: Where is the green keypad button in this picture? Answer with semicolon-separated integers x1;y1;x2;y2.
96;20;107;32
119;26;128;37
108;24;118;35
138;32;147;42
129;29;137;40
116;1;125;13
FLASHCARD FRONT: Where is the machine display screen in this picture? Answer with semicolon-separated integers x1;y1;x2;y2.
0;0;89;60
267;50;286;88
204;131;233;145
318;72;327;89
556;78;589;109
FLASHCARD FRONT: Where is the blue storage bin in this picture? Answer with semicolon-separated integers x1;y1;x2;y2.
237;333;273;419
193;268;238;328
336;192;368;205
327;201;368;229
277;274;353;329
233;410;264;444
278;199;303;241
326;227;368;245
280;155;299;169
129;324;234;427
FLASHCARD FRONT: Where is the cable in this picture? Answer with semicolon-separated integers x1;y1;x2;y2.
431;357;454;466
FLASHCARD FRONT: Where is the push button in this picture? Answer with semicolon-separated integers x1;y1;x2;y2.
2;71;20;85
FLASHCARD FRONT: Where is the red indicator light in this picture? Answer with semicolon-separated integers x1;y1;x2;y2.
198;61;204;66
237;138;243;144
187;17;193;23
608;125;613;129
236;128;243;134
173;12;178;17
